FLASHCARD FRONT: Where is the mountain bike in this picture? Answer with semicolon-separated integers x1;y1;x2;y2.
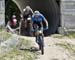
33;24;44;55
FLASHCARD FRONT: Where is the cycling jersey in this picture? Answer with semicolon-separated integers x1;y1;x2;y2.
32;14;45;30
32;14;44;22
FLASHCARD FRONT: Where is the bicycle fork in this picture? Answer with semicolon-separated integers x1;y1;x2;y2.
36;34;44;49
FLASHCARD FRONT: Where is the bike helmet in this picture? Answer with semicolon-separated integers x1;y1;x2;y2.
34;10;40;14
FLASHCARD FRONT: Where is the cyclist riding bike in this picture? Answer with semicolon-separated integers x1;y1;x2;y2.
31;10;48;50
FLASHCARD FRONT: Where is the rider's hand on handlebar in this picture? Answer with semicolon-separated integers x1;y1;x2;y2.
44;26;48;30
31;28;34;32
40;27;43;30
10;29;15;33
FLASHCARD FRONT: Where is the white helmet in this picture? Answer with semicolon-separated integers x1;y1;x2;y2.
34;10;40;14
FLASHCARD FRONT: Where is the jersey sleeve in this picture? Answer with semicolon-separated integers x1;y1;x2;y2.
40;14;45;21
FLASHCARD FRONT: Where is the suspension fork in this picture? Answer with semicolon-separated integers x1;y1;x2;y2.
36;33;44;46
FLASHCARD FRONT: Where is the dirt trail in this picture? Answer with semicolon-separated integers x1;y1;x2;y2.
35;37;68;60
20;36;75;60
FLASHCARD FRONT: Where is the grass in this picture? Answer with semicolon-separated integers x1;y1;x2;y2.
51;31;75;39
56;42;75;54
51;34;65;39
0;30;12;41
0;48;37;60
0;34;37;60
67;31;75;38
19;38;32;47
0;27;4;31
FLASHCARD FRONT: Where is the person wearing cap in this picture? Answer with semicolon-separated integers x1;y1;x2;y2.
6;15;19;33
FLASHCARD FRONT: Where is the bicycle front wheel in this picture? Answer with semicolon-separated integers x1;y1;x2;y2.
39;35;44;55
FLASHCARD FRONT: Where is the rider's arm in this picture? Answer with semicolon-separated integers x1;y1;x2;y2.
40;14;48;28
6;21;13;32
30;8;33;14
41;14;48;30
43;18;48;28
29;9;33;16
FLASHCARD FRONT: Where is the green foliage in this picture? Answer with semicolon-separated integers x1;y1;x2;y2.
51;32;75;39
56;43;75;54
0;34;37;60
0;48;37;60
0;30;12;41
18;38;33;49
19;38;32;46
51;34;64;39
67;31;75;38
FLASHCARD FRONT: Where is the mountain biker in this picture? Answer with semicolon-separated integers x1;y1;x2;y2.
31;10;48;49
32;10;48;32
6;15;19;33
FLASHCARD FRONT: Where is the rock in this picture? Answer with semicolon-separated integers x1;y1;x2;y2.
0;34;19;54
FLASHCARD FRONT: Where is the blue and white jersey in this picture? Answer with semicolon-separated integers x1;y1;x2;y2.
31;13;45;29
32;14;45;22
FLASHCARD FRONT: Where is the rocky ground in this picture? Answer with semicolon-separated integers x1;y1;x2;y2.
0;31;37;60
0;30;75;60
18;34;75;60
